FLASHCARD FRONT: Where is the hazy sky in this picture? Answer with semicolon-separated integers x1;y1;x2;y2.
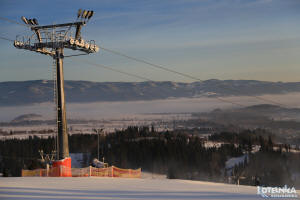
1;0;300;82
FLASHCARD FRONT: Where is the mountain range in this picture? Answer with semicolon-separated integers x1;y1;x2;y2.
1;79;300;106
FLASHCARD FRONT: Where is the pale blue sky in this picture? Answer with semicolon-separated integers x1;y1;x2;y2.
1;0;300;82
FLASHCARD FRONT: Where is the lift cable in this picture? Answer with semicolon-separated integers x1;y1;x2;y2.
82;60;154;82
0;35;14;42
0;16;30;28
100;47;203;82
75;59;245;107
99;46;287;107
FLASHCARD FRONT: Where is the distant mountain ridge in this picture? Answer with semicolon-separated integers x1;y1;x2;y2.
1;79;300;106
11;114;43;123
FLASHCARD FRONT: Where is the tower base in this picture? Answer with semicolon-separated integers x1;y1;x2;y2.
52;157;72;177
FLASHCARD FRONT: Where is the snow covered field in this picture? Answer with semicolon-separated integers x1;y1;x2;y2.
0;176;270;200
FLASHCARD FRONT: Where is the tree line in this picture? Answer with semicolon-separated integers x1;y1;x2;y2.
0;126;299;188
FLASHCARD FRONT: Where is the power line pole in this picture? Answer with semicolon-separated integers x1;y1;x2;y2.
93;128;103;161
13;9;99;174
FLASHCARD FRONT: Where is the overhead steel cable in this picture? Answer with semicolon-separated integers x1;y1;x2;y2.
99;46;288;107
0;35;14;42
76;59;245;107
64;53;90;58
82;60;153;82
0;16;30;27
100;47;204;82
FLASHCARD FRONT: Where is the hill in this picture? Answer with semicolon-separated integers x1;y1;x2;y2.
1;79;300;106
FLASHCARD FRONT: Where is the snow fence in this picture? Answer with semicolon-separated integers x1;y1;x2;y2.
21;166;141;178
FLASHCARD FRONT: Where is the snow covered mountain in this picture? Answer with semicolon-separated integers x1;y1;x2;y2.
1;79;300;106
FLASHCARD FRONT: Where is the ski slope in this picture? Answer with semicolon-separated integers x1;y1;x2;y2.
0;176;267;200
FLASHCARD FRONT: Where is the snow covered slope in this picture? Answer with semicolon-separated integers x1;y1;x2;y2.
0;176;268;200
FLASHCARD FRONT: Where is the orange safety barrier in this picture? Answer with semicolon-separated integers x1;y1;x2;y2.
111;166;141;178
91;167;112;177
21;169;45;177
71;167;90;177
22;166;141;178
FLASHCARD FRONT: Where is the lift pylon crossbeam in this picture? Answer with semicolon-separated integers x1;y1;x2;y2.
31;21;85;30
14;39;98;55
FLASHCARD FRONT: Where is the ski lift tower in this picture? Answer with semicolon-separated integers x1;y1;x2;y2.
13;9;99;176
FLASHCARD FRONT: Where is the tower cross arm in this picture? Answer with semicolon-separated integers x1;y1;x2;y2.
31;21;85;30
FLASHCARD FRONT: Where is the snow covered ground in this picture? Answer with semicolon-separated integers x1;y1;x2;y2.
0;176;277;200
